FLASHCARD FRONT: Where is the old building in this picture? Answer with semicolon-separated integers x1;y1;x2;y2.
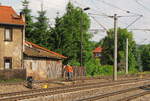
0;5;66;80
24;41;66;80
93;47;103;58
0;6;25;70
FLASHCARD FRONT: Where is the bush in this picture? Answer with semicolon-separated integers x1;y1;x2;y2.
85;57;113;76
94;65;113;76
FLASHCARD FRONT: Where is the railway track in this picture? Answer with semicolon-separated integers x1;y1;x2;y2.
117;90;150;101
0;78;150;101
78;84;150;101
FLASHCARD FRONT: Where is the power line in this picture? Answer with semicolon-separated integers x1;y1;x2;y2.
135;0;150;12
90;15;108;31
128;29;150;31
72;0;109;16
96;0;141;16
125;15;143;28
90;28;150;32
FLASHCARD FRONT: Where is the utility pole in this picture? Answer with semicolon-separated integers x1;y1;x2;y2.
114;14;118;80
125;38;128;74
80;7;90;67
80;10;83;67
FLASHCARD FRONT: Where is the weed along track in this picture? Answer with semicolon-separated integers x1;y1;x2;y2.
0;78;150;101
0;73;149;86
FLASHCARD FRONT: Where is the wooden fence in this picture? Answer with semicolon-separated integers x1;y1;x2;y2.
0;69;26;80
63;66;86;78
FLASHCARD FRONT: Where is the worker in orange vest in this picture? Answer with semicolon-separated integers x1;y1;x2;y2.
64;64;73;80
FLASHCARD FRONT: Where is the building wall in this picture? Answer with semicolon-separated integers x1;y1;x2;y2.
24;57;63;80
0;26;23;70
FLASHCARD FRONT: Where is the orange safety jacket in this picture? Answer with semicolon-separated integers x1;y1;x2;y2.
65;65;73;72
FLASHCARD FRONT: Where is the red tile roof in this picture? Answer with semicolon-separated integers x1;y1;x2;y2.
93;47;102;53
0;6;25;25
25;41;67;59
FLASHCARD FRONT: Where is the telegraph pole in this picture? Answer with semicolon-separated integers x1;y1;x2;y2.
80;7;90;67
114;14;118;80
125;38;129;74
80;10;83;67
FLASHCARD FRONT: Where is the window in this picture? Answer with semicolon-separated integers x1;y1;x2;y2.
4;57;12;69
95;53;101;57
4;28;12;41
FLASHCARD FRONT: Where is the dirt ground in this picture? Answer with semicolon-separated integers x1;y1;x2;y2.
0;76;146;94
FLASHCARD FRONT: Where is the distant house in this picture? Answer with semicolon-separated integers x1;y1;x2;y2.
0;5;67;80
93;47;103;58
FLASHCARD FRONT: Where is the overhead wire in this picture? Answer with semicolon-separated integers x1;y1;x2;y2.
89;15;108;31
125;15;143;28
135;0;150;12
72;0;109;17
90;0;143;29
73;0;149;43
97;0;141;16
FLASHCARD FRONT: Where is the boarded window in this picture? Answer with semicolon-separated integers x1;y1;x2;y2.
4;57;12;69
4;28;12;41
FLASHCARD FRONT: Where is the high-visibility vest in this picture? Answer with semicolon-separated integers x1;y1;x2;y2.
65;65;73;72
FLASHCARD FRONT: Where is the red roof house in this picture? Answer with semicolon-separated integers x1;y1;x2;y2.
93;47;103;58
0;6;25;25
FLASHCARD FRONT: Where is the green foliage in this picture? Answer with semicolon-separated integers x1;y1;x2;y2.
100;28;138;71
30;9;50;48
0;78;25;83
140;44;150;71
69;60;80;66
21;0;34;40
85;58;100;76
86;61;113;76
49;2;91;65
96;65;113;76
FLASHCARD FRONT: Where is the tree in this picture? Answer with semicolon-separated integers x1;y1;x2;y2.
31;5;50;48
99;28;138;71
49;2;91;65
140;44;150;71
21;0;34;40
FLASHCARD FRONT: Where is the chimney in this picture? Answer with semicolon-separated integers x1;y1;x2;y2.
20;12;25;23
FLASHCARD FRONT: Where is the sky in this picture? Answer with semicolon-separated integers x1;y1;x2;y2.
1;0;150;44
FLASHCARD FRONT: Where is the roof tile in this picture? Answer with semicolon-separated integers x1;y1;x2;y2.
0;6;25;25
25;41;67;59
93;47;103;53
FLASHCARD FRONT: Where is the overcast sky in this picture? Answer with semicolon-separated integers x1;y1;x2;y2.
1;0;150;44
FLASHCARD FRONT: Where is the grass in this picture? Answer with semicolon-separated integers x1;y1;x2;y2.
0;78;25;83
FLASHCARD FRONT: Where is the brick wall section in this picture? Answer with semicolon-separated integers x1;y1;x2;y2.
0;26;23;70
0;69;26;80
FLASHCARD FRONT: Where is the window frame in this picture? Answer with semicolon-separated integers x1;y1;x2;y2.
4;28;13;41
4;57;12;69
